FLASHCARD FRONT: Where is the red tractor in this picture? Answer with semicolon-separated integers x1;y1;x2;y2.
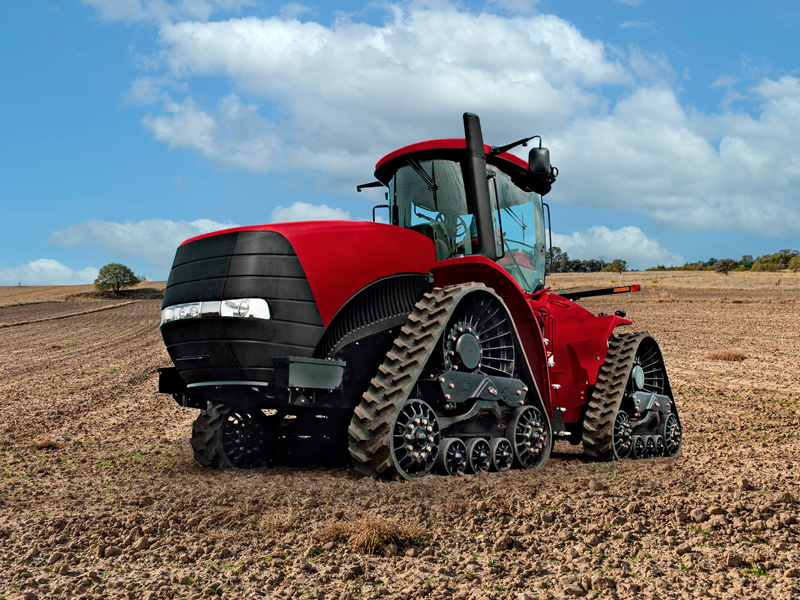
158;113;682;479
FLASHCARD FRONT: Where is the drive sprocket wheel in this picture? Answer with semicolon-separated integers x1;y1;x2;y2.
191;403;278;468
583;332;677;461
506;406;549;468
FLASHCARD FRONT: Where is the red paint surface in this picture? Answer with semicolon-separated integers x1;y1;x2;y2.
375;139;528;173
528;293;631;424
182;221;436;326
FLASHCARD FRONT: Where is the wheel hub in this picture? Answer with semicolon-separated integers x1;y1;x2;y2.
445;320;483;371
392;400;440;477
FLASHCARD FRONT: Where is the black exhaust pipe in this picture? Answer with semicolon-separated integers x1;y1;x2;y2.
463;112;497;262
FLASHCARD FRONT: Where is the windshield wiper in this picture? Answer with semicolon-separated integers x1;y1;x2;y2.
407;158;438;210
407;159;437;192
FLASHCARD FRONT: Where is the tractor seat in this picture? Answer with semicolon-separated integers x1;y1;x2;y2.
410;222;451;261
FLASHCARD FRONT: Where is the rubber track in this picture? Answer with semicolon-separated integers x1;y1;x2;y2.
347;283;484;479
582;332;650;461
191;403;231;469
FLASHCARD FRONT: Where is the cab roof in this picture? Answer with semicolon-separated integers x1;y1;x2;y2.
374;138;530;186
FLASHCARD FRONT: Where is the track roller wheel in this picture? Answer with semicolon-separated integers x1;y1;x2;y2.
389;399;441;479
489;438;514;472
436;438;467;476
644;435;656;458
631;435;645;459
664;413;682;456
654;435;665;457
613;411;633;459
465;438;491;473
191;403;275;468
506;406;549;469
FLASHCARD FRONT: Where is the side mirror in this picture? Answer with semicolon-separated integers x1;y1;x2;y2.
528;145;557;196
528;147;551;177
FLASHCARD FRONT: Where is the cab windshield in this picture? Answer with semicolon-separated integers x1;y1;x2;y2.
388;158;546;292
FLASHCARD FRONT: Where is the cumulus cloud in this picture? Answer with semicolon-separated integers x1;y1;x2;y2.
136;6;633;181
81;0;254;23
0;259;99;286
550;85;800;236
270;202;350;223
96;0;800;239
552;226;683;270
50;218;238;275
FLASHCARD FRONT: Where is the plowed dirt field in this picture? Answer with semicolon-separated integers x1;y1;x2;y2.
1;285;799;600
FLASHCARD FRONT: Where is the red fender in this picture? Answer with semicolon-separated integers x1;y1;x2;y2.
430;256;553;416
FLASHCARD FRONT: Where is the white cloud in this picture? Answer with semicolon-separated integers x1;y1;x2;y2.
551;226;683;270
142;95;284;172
614;0;647;5
123;77;170;106
549;85;800;236
137;6;634;182
712;74;738;88
751;76;800;100
278;2;311;20
49;218;238;275
270;202;350;223
0;259;99;286
81;0;254;23
620;20;654;29
487;0;540;14
99;1;800;239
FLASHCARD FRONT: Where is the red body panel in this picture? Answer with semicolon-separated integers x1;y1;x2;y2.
182;221;436;326
375;139;528;172
527;293;631;424
431;255;631;422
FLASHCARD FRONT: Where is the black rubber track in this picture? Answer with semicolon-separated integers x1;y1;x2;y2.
347;283;485;479
582;332;662;461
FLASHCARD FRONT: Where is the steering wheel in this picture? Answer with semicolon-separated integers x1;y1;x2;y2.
435;213;468;239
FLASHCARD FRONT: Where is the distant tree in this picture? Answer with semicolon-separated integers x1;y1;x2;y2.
94;263;144;293
789;255;800;272
715;259;738;275
609;259;627;274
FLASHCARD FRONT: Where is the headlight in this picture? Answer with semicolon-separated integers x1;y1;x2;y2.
161;298;270;326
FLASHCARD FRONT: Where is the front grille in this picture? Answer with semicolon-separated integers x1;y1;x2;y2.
161;230;323;385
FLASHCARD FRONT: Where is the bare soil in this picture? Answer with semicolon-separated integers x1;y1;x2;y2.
1;283;799;600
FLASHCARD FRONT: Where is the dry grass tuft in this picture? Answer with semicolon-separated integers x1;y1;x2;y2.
259;509;297;536
32;435;62;450
317;513;421;555
708;349;747;362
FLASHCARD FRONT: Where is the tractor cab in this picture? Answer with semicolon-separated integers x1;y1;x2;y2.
373;133;553;293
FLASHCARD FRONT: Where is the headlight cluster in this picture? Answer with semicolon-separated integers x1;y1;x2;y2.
161;298;270;326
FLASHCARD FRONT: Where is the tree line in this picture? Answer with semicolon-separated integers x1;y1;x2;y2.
646;249;800;274
546;248;800;274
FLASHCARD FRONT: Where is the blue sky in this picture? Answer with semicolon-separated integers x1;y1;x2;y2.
1;0;799;284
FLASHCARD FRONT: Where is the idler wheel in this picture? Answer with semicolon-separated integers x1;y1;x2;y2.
632;435;646;459
465;438;491;473
390;398;441;479
489;438;514;472
664;413;683;456
506;406;549;469
436;438;467;476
